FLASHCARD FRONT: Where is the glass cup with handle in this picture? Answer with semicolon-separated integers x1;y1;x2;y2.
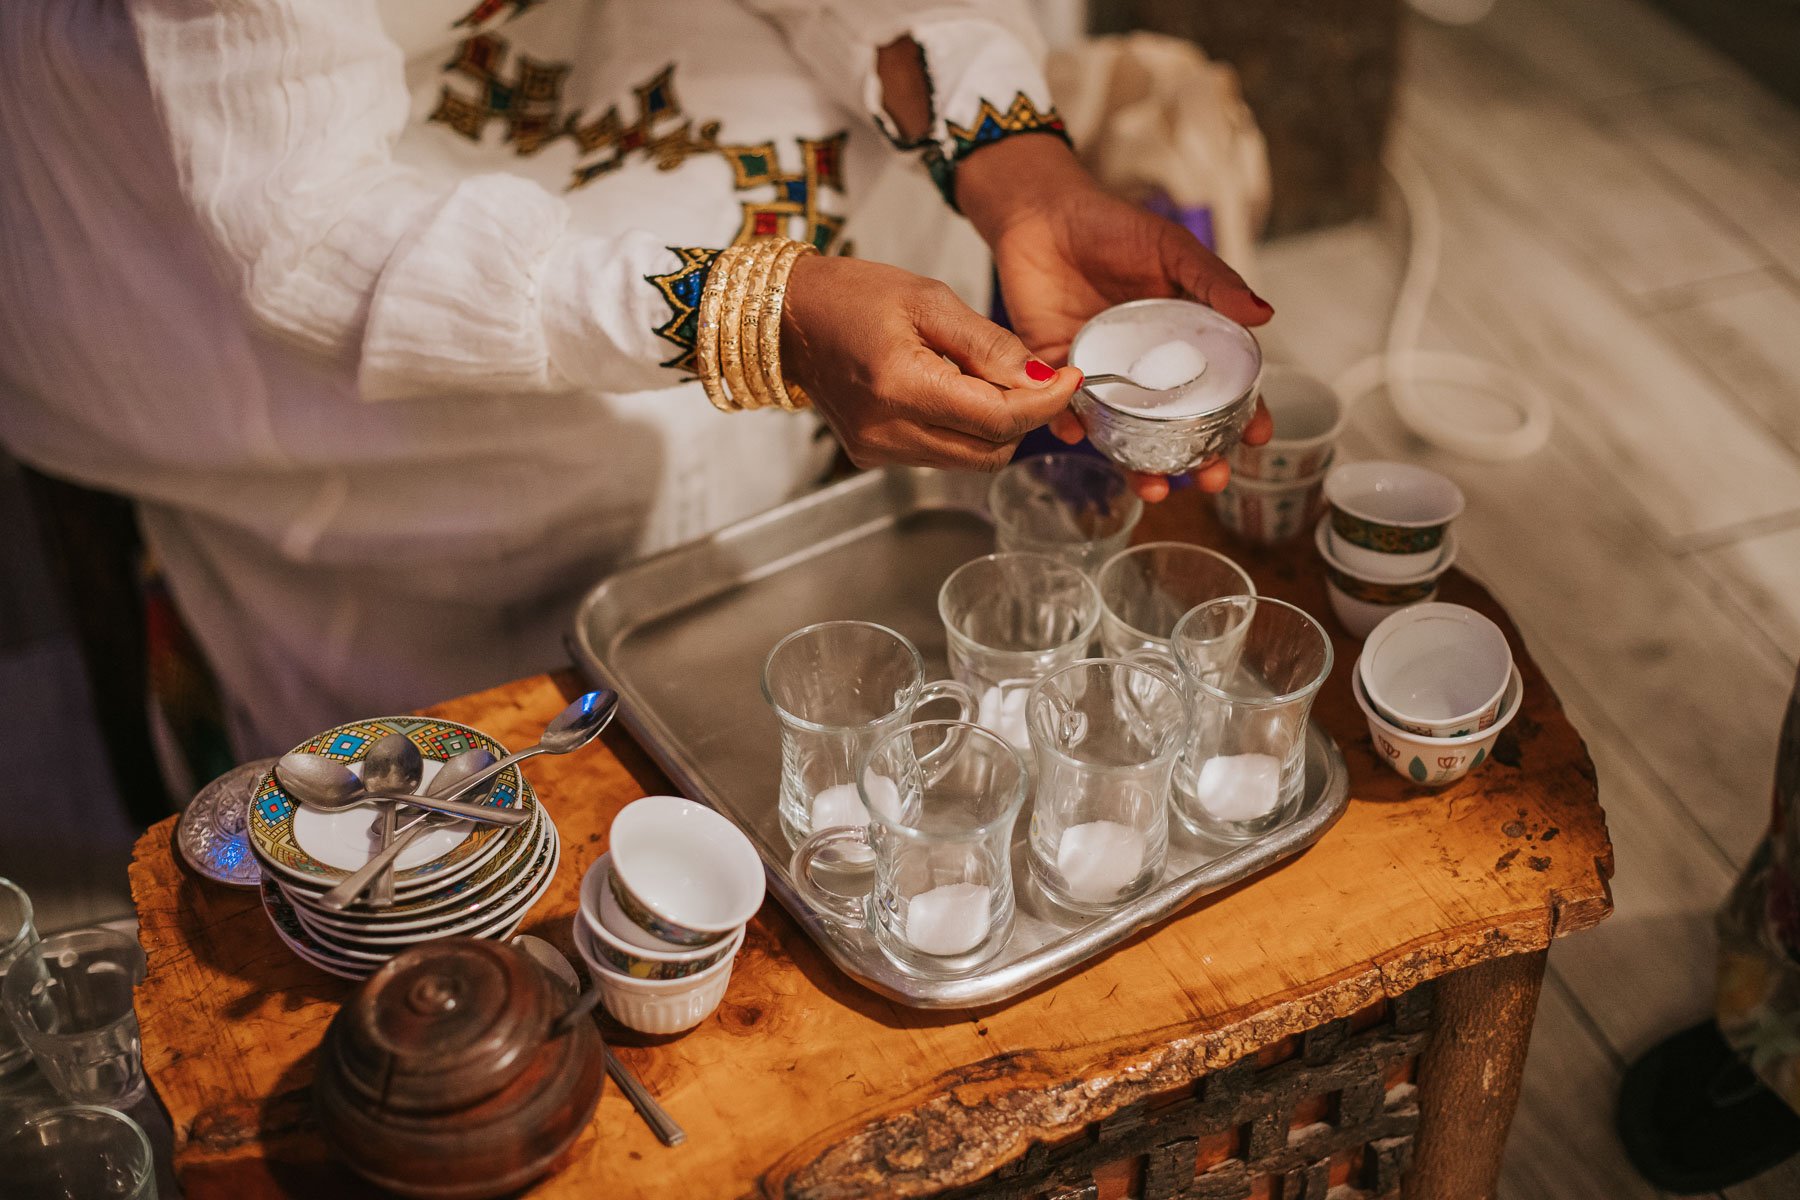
1162;596;1333;842
0;876;39;1078
988;453;1143;575
1095;541;1255;660
2;928;148;1107
0;1105;157;1200
790;720;1029;977
938;553;1103;753
1026;659;1187;914
763;621;976;848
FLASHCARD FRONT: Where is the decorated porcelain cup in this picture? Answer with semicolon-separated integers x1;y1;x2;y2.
1354;660;1524;787
607;796;765;948
1231;366;1346;482
579;853;739;979
1358;603;1513;737
1323;461;1464;581
1314;517;1456;639
1213;463;1331;545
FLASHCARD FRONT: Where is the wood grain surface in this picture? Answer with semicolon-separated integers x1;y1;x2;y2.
128;490;1612;1199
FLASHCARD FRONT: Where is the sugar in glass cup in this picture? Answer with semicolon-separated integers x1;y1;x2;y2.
1096;542;1255;660
2;928;148;1107
938;553;1103;751
0;876;39;1078
790;720;1029;977
1167;597;1334;843
763;621;976;847
0;1105;156;1200
988;453;1143;575
1026;659;1186;914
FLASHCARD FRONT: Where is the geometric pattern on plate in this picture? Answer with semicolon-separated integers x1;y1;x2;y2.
247;716;534;887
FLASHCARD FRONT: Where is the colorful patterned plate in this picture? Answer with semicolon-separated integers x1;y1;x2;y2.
291;826;561;959
248;716;535;890
260;876;374;980
287;807;548;931
295;819;557;944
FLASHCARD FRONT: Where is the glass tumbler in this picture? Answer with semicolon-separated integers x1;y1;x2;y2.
790;720;1029;977
0;1105;157;1200
1096;542;1254;659
1167;596;1333;842
0;876;39;1078
938;553;1102;752
1027;659;1186;914
763;621;976;847
2;929;148;1107
988;453;1142;574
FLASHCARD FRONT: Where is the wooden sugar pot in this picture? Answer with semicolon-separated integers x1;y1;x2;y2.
314;937;606;1199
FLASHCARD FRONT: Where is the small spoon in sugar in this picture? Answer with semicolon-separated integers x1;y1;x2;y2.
1082;340;1209;392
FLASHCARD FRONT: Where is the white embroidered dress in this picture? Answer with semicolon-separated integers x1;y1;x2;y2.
0;0;1060;754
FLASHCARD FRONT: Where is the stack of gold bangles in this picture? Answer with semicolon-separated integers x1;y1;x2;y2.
696;237;816;413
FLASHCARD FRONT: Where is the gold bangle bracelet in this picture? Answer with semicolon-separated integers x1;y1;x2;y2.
759;241;816;412
695;244;741;413
736;239;786;411
717;241;767;412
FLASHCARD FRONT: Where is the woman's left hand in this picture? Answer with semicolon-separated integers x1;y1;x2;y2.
957;135;1275;501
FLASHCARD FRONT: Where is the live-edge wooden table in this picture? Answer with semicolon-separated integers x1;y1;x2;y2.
128;493;1612;1199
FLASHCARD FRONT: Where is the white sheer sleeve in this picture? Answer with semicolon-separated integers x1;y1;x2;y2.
127;0;714;401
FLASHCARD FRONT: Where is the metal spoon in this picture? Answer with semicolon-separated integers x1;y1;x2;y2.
360;735;422;908
512;935;687;1148
275;754;529;826
399;690;620;810
1082;367;1204;390
318;749;501;911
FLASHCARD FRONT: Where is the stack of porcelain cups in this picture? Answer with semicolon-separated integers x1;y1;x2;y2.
1316;461;1464;637
1213;366;1346;543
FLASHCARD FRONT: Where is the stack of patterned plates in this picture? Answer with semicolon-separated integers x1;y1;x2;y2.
247;716;560;979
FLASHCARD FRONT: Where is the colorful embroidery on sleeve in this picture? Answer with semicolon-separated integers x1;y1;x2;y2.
644;246;720;374
924;92;1070;208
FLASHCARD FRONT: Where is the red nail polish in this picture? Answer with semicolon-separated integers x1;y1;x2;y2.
1025;360;1055;382
1249;292;1274;314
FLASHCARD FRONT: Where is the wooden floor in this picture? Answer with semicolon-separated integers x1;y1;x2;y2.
2;0;1799;1193
1252;0;1800;1194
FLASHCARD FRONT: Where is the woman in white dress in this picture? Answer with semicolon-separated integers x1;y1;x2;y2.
0;0;1272;757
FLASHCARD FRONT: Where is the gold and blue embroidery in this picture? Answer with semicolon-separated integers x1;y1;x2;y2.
924;92;1070;207
644;246;720;375
567;66;722;190
718;133;848;252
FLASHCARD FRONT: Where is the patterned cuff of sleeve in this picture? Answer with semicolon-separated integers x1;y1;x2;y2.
644;246;722;377
921;92;1070;210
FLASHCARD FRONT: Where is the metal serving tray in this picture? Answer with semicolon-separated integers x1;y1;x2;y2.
571;467;1349;1008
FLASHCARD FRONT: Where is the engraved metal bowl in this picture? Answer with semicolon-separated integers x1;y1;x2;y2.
1069;299;1263;476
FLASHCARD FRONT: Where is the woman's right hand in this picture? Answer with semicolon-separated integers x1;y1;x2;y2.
779;255;1082;472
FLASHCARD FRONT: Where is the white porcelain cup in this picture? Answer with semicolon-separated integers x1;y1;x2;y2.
607;796;765;948
1231;366;1346;481
573;918;741;1035
1314;517;1456;639
1359;603;1513;737
1323;461;1463;581
1354;660;1525;787
1213;465;1331;545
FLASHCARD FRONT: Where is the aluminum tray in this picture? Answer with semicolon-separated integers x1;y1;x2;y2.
571;467;1349;1008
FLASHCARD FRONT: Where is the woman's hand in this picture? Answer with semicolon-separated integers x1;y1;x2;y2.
957;135;1275;501
780;254;1081;472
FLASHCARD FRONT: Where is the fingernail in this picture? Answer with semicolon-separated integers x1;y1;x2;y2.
1025;359;1055;382
1249;292;1274;314
1072;369;1085;388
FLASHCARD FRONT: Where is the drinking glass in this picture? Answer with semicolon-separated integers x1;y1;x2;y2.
1026;659;1186;914
0;876;39;1078
1096;542;1254;659
2;929;147;1107
988;453;1142;574
1166;597;1333;842
791;720;1029;976
938;553;1102;751
763;621;975;847
0;1105;157;1200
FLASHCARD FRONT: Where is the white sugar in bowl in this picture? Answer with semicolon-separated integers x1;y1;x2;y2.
1069;299;1262;476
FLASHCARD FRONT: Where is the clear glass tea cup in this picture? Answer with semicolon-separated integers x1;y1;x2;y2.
1096;542;1255;659
0;876;39;1078
763;621;975;847
938;553;1102;752
790;720;1029;977
2;928;148;1107
1026;659;1186;914
1162;597;1333;842
0;1105;157;1200
988;453;1142;575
